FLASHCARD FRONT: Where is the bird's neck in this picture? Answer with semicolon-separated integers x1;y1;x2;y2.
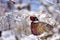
33;21;39;23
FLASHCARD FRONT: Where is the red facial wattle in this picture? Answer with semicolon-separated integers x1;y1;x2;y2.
30;16;35;21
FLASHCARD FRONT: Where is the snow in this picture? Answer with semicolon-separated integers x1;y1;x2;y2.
3;35;16;40
0;0;60;40
21;34;38;40
1;31;16;40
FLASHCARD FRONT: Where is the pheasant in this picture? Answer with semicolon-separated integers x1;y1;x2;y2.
30;16;53;35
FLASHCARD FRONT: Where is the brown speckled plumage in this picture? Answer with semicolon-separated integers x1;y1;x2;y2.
30;16;53;35
31;21;53;35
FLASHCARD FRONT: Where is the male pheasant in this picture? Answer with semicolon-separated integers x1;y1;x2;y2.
30;16;53;35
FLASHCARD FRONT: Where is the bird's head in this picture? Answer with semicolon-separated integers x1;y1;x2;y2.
30;16;39;21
